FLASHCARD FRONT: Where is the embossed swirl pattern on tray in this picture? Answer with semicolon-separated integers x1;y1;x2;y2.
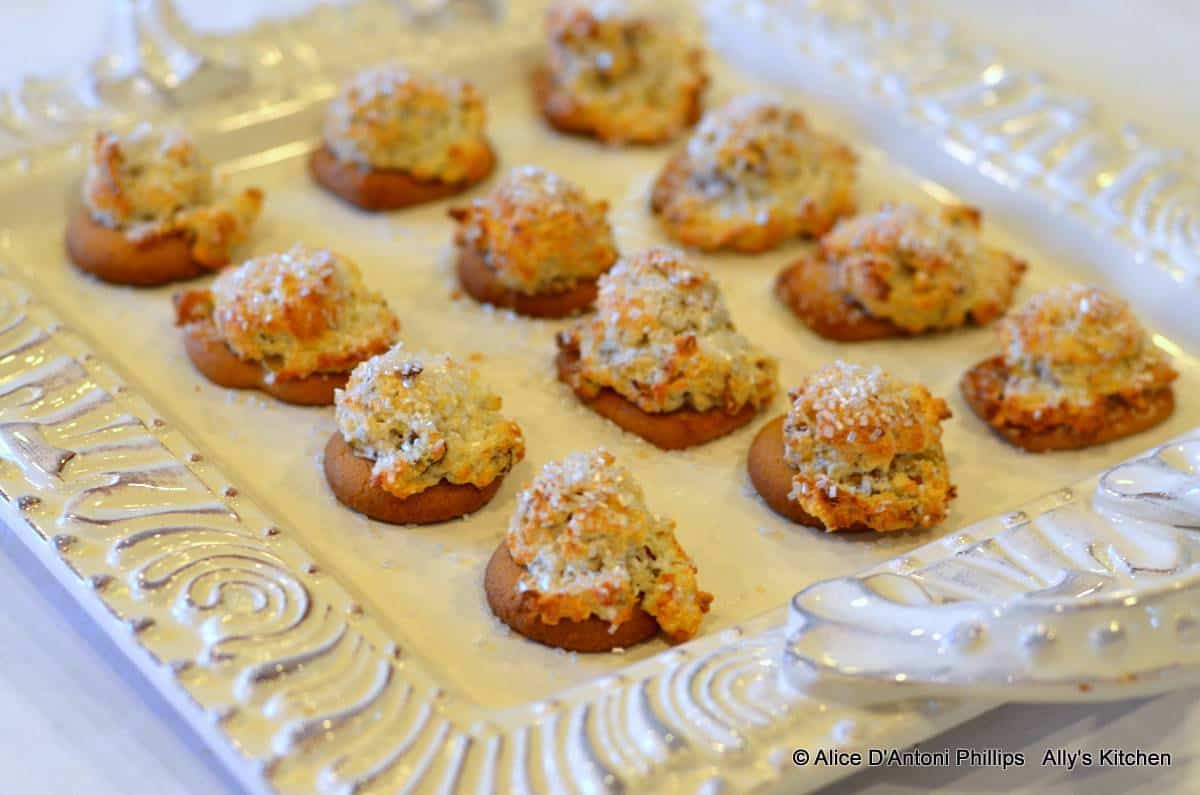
0;272;459;793
0;266;882;795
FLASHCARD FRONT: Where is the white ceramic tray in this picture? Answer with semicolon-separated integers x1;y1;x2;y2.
0;2;1197;794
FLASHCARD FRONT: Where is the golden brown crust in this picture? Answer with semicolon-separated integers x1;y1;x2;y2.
747;416;871;531
455;244;599;318
308;144;495;211
774;254;904;341
503;449;711;640
651;148;804;253
650;141;854;254
448;166;617;299
66;205;207;286
780;362;955;532
961;355;1176;452
556;345;757;449
207;247;399;382
323;433;503;524
175;290;348;406
484;542;659;652
650;149;823;253
532;65;704;146
775;204;1027;337
79;128;263;274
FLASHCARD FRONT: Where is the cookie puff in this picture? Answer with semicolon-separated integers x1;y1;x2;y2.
1000;284;1173;400
777;203;1026;339
777;362;955;532
535;0;707;144
78;125;262;271
451;165;617;296
204;245;399;381
502;449;712;642
829;204;1023;331
322;63;492;183
651;97;857;252
558;247;778;415
961;284;1177;451
335;346;525;500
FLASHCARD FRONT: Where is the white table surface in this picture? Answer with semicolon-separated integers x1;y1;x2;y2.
0;2;1196;793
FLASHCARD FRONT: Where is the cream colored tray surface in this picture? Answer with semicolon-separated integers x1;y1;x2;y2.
0;2;1197;794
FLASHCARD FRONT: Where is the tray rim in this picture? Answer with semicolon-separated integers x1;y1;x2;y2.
0;1;1197;794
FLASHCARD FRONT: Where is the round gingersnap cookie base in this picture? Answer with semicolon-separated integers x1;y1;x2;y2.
960;356;1176;453
66;206;206;287
455;246;599;318
308;145;495;212
531;65;703;146
555;347;757;450
484;543;659;652
774;255;904;342
323;433;503;525
181;318;346;406
746;416;873;532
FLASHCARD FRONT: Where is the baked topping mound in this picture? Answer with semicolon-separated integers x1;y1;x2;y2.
323;64;489;181
687;97;855;211
83;125;262;266
542;0;705;143
335;345;525;499
210;245;399;380
822;203;1025;332
999;283;1177;409
506;448;712;641
559;247;778;413
784;361;954;532
453;165;617;295
649;96;857;251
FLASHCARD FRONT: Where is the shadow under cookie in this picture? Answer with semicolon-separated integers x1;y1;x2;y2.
555;347;757;450
180;315;347;406
455;245;598;318
323;433;503;525
308;145;495;212
961;356;1176;453
747;416;872;532
484;543;659;652
66;206;207;287
774;255;905;342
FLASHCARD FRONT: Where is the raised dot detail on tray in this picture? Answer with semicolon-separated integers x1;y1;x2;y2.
1091;622;1127;652
1020;624;1056;657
